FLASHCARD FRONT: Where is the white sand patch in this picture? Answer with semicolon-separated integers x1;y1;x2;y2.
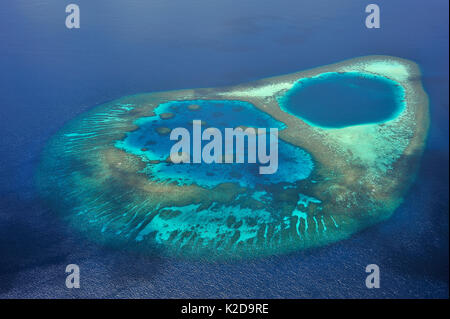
361;61;410;82
219;82;293;98
323;122;410;174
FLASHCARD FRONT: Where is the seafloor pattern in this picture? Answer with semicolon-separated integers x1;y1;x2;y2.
36;56;429;259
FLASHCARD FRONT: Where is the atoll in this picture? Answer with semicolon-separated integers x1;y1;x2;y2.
36;56;429;259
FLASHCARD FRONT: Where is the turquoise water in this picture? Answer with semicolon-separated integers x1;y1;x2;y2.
116;99;314;188
279;72;405;128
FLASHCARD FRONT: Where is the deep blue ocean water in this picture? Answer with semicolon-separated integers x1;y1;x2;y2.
0;0;448;298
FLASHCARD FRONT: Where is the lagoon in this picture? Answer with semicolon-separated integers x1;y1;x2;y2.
278;72;405;128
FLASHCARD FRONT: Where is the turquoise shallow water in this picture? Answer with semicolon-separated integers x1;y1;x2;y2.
278;72;405;128
34;96;324;260
116;99;314;188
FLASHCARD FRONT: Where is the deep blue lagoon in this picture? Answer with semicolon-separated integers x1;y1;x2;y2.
279;72;405;128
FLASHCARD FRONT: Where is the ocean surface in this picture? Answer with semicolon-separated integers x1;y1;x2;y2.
0;0;448;298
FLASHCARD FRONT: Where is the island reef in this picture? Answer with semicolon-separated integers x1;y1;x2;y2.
36;56;429;260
